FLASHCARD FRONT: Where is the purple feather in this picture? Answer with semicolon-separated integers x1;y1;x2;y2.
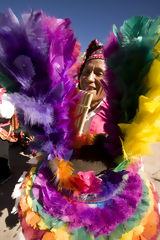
13;55;35;90
7;93;53;126
101;33;123;158
0;9;78;157
0;8;19;28
98;170;127;198
22;10;49;58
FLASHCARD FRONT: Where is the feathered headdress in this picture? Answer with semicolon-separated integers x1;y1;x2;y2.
78;39;104;78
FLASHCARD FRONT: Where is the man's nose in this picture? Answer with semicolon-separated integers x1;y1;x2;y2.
87;71;95;82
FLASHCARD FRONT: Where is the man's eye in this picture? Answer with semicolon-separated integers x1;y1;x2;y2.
96;72;104;76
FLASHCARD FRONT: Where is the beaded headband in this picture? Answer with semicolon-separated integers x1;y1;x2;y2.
79;39;104;77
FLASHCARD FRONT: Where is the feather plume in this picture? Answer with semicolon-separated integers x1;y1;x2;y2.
103;16;160;159
104;16;160;124
0;9;79;158
55;158;74;189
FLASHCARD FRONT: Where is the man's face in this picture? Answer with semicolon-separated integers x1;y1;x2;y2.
79;59;106;110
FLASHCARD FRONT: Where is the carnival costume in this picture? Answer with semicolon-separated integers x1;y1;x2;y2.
0;9;160;239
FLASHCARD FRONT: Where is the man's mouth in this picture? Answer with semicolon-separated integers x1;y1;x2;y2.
87;86;97;95
88;86;96;91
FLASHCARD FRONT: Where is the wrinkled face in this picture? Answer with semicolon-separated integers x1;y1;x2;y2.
79;59;106;110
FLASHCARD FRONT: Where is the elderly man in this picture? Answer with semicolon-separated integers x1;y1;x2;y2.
78;39;107;134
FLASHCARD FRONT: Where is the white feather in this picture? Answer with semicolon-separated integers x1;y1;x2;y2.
0;94;14;119
11;171;27;214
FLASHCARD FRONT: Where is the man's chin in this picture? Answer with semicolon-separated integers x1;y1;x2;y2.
87;89;97;96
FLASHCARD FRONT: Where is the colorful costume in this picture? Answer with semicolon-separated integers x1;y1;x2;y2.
0;9;159;240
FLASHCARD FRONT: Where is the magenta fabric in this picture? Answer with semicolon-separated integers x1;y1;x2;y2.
89;102;107;134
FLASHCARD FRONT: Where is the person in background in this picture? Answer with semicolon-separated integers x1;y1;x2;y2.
0;87;18;183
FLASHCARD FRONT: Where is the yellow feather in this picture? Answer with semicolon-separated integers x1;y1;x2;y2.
120;230;133;240
38;218;49;230
51;226;70;240
119;59;160;159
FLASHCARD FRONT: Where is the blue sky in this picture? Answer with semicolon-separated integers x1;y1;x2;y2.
1;0;160;52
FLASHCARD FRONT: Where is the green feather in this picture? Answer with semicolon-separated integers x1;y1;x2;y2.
32;198;65;229
113;24;121;44
114;159;130;172
123;182;149;231
120;16;160;45
0;71;19;92
71;228;93;240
